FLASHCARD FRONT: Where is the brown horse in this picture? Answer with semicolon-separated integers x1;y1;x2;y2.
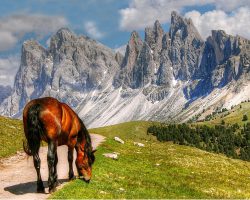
23;97;95;193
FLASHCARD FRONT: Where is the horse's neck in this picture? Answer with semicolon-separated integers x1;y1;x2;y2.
77;123;92;152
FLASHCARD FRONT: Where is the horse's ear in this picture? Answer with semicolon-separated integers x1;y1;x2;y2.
92;149;97;154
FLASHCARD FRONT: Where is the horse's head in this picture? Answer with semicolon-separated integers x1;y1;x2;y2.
76;148;96;183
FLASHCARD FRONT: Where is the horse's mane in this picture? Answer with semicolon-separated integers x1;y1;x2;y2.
78;118;95;165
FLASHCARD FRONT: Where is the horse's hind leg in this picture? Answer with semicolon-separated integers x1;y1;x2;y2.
53;151;60;186
33;153;45;193
47;140;57;193
68;147;75;180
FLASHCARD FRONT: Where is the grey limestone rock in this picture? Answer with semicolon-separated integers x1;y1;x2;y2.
0;28;120;117
1;11;250;127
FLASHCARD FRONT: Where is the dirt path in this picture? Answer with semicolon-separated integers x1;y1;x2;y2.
0;134;105;200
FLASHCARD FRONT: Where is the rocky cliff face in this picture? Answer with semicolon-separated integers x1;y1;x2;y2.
185;29;250;99
0;28;120;117
209;30;250;87
169;11;204;81
115;11;205;93
0;85;12;104
1;11;250;127
113;31;143;88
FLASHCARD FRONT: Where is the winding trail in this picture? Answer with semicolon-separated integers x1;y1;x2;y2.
0;134;105;200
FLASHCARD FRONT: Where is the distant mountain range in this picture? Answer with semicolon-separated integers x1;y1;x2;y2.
1;11;250;128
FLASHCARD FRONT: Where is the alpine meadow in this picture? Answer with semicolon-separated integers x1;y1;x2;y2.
0;1;250;199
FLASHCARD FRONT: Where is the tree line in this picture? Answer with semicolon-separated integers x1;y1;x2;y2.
147;123;250;161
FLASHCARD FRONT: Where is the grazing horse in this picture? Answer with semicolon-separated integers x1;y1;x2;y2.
23;97;95;193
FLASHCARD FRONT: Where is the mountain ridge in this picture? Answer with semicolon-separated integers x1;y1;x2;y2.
1;11;250;128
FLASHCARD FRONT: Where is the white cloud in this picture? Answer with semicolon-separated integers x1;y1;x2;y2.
0;55;20;86
214;0;250;12
0;14;68;51
0;31;17;51
119;0;250;31
119;0;212;31
84;21;105;39
185;7;250;39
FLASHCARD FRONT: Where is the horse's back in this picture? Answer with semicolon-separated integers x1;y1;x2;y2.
23;97;63;141
23;97;81;145
23;97;61;121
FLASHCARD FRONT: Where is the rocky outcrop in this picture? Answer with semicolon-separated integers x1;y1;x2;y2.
145;20;164;65
2;40;48;116
208;31;250;87
185;29;250;98
113;31;143;88
169;11;204;81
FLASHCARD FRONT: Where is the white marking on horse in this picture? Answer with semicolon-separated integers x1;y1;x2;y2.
40;109;61;134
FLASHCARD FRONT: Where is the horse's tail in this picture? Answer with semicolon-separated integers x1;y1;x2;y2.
23;104;43;156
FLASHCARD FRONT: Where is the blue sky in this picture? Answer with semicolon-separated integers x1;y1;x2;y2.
0;0;250;86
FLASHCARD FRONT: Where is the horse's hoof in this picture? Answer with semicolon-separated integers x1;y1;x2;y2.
37;187;45;193
55;180;61;186
69;175;76;181
49;187;56;193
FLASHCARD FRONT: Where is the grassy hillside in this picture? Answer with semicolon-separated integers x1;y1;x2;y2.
90;121;156;140
51;121;250;199
199;102;250;126
0;116;24;158
1;116;250;198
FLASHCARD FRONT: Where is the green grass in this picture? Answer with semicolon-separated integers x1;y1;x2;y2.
51;121;250;199
90;121;156;140
1;116;250;198
0;115;24;158
199;102;250;126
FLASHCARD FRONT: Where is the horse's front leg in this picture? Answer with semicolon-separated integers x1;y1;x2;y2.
33;153;45;193
68;147;75;180
47;140;57;193
53;151;61;186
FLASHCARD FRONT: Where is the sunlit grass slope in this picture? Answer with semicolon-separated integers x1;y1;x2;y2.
0;115;24;158
200;102;250;126
51;121;250;199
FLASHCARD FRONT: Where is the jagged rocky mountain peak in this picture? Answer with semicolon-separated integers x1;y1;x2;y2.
22;39;44;50
21;40;46;67
121;30;143;69
154;19;161;28
211;29;227;39
170;10;183;27
145;20;164;50
52;27;75;41
1;11;250;128
207;29;250;66
1;28;121;117
145;19;163;35
128;31;143;48
22;40;46;57
49;27;75;51
170;10;193;27
170;11;202;41
130;30;140;38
